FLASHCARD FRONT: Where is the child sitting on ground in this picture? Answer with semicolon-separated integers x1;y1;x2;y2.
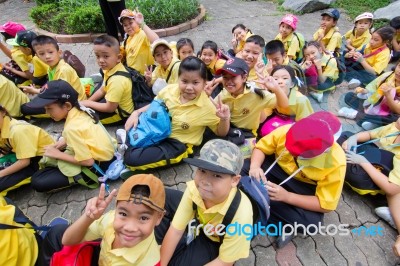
265;40;306;92
301;41;339;103
338;59;400;130
345;26;394;88
145;39;181;92
313;8;342;56
275;14;301;62
173;38;195;61
39;174;165;265
119;8;158;75
27;80;115;192
157;139;253;266
0;75;29;118
20;35;87;116
0;104;54;196
80;35;133;125
124;56;230;171
343;12;373;53
2;30;48;86
229;24;253;56
242;111;346;248
338;118;400;257
390;16;400;63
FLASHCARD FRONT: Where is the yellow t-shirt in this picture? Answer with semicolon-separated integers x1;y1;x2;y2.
50;59;86;100
0;75;29;117
247;67;269;83
208;58;226;75
0;117;54;159
62;108;115;162
276;86;313;121
124;29;154;75
217;86;277;134
11;48;31;72
255;124;346;210
172;180;252;263
31;55;48;78
83;210;161;266
308;53;338;92
151;58;181;85
313;27;342;53
363;44;391;75
369;123;400;187
236;31;253;53
344;29;371;51
275;32;300;60
156;84;220;146
0;196;38;266
103;62;134;115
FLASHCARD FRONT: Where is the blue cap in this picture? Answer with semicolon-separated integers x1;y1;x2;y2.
321;8;340;20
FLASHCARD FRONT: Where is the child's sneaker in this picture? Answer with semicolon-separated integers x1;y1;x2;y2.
338;107;358;119
348;78;361;89
309;91;323;103
361;121;378;131
375;206;396;229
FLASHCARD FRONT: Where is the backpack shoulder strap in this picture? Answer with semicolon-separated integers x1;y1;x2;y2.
105;70;131;86
166;61;180;83
219;189;241;243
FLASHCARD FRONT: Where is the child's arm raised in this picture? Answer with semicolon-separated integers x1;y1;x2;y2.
135;10;159;43
263;76;289;109
62;184;117;246
160;225;185;266
211;95;230;137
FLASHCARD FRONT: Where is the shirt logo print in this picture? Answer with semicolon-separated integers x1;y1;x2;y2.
181;122;190;130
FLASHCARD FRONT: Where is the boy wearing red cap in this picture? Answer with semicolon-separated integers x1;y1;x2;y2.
242;111;346;247
275;14;300;61
39;174;165;265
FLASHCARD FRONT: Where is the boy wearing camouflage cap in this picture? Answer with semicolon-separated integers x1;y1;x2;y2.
158;139;253;266
39;174;165;265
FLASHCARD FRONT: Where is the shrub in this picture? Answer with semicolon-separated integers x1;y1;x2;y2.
64;6;106;34
30;0;199;34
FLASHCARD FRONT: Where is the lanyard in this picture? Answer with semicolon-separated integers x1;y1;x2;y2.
355;131;400;151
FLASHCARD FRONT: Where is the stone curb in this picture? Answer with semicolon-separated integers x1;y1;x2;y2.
35;4;206;43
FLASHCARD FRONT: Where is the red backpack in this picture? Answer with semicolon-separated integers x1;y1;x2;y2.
50;241;100;266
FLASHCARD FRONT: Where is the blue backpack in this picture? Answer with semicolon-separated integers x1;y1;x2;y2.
239;176;270;226
128;99;171;148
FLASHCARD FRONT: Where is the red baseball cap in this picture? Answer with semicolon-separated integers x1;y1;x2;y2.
308;111;342;141
0;21;26;38
285;113;334;159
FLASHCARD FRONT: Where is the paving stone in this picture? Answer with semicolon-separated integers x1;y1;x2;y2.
312;234;347;265
26;205;47;225
174;163;193;184
254;245;278;266
251;233;273;248
369;221;399;265
63;201;85;222
236;249;256;266
28;191;49;207
176;183;187;192
42;203;67;225
293;236;326;265
351;222;391;266
48;188;72;205
331;233;368;265
275;242;302;266
158;167;177;186
335;193;362;227
342;188;378;225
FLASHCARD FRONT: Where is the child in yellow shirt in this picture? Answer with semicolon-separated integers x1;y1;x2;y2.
313;8;342;56
343;12;373;52
39;174;165;265
390;16;400;63
119;9;158;75
228;24;253;56
275;14;301;62
81;35;133;125
345;26;395;88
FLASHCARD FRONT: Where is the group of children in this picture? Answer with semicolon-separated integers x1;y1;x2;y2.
1;6;400;265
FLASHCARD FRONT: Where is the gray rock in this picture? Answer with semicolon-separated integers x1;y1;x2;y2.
282;0;336;13
374;1;400;20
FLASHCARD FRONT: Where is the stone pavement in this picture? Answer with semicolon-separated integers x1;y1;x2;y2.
1;0;399;265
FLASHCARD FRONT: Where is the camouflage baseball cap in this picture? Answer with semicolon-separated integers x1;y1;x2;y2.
184;139;244;175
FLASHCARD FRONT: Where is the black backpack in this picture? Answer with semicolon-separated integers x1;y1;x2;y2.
104;66;155;115
326;56;346;86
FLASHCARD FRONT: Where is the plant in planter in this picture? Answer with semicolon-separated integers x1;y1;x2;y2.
30;0;199;34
